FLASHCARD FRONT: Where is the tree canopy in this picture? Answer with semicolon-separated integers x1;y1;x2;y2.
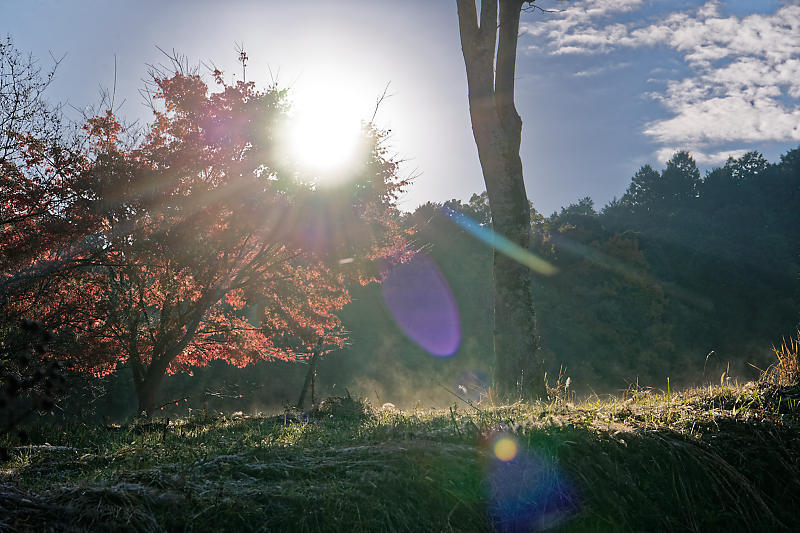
3;60;407;416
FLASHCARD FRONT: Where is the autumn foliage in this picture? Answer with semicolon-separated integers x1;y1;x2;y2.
2;64;406;415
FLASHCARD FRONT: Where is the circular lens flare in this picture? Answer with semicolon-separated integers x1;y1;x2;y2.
487;445;578;531
381;254;461;357
494;437;518;462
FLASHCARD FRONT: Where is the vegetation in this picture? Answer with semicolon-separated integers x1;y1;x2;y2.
331;148;799;402
456;0;545;401
1;39;407;417
21;145;795;418
2;348;800;532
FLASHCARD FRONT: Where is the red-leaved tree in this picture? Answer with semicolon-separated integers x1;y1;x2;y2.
10;67;406;416
1;36;98;304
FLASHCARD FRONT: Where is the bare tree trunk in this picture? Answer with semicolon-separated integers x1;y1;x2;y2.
297;341;322;410
456;0;545;400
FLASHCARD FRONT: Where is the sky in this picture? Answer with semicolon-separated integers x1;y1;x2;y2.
2;0;799;215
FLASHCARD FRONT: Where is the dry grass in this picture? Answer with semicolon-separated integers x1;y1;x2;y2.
763;331;800;387
2;351;800;532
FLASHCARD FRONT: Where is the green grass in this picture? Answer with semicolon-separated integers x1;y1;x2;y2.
2;382;800;532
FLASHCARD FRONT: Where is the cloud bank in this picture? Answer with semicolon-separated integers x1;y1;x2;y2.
523;0;800;164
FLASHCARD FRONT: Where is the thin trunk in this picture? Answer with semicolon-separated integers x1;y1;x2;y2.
297;342;321;410
131;289;222;417
456;0;545;400
481;141;543;400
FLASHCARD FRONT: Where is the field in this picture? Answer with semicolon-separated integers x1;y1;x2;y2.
3;376;800;532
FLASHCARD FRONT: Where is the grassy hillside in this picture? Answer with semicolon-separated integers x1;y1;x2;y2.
3;363;800;533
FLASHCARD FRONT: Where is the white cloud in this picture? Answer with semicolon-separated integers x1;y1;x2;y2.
654;147;749;166
645;95;800;145
521;0;644;41
525;0;800;161
573;61;631;77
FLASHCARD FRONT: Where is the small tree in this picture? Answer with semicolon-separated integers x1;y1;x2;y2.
11;66;405;416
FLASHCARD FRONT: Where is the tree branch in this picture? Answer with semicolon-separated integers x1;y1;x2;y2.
495;0;524;140
455;0;480;45
456;0;496;99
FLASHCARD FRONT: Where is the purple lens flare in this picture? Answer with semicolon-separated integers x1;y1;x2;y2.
381;253;461;357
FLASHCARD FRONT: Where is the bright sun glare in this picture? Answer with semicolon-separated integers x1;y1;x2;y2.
287;78;370;183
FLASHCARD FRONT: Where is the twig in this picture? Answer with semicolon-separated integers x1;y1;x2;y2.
155;395;191;412
370;82;394;123
438;384;479;411
521;2;564;15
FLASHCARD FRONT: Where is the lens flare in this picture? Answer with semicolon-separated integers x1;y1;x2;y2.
494;437;518;462
443;207;557;276
487;441;578;532
381;253;461;357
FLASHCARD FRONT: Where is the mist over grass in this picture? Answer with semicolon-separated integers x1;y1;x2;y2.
3;372;800;532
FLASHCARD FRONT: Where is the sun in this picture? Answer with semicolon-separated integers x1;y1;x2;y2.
286;76;371;183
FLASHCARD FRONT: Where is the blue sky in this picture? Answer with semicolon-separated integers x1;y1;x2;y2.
2;0;798;215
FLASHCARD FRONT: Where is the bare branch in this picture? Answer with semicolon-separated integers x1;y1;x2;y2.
521;1;564;15
370;81;394;124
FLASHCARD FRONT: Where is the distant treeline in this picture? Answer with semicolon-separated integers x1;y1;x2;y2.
531;149;800;389
36;148;800;416
322;148;800;402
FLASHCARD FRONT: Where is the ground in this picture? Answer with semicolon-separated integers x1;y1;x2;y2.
2;383;800;532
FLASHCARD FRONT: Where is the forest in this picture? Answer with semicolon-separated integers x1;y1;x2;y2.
122;147;799;416
7;132;798;420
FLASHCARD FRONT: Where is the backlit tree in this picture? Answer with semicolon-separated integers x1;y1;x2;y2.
455;0;552;400
11;67;406;416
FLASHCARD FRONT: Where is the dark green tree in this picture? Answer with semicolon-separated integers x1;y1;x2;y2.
620;165;661;212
